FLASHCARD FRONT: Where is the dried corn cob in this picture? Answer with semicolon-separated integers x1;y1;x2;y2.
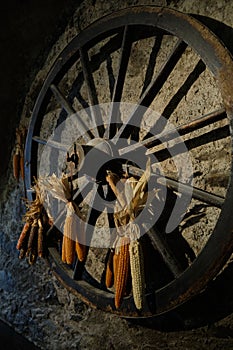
62;234;75;265
63;202;77;265
26;220;38;256
129;239;145;310
75;212;87;262
114;236;130;309
16;222;31;250
113;251;119;287
13;151;20;182
20;155;25;180
37;219;44;258
75;241;87;262
62;233;67;262
105;249;114;288
19;248;27;260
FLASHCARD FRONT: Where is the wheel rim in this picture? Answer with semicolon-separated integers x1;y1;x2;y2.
24;6;233;317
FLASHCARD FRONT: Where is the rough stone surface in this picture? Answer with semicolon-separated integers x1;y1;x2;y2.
1;1;233;349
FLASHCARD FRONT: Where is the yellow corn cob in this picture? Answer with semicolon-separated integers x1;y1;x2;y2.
61;234;75;265
105;249;114;288
114;237;130;309
63;202;77;265
62;234;67;262
113;251;119;287
75;241;87;262
74;213;87;262
129;239;145;310
63;217;76;264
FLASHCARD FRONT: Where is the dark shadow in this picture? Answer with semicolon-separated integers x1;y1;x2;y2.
129;258;233;332
0;319;39;350
192;14;233;55
129;15;233;330
141;34;163;96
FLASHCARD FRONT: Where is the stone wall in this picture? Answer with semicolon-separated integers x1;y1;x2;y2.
1;1;233;349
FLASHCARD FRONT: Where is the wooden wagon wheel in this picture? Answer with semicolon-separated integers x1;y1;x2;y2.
24;6;233;317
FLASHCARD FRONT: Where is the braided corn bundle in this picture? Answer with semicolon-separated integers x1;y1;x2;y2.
105;162;151;310
16;181;50;264
39;174;88;266
129;239;145;310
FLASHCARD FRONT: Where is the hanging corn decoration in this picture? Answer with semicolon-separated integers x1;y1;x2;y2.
38;174;88;266
105;160;151;310
62;183;87;265
16;181;50;264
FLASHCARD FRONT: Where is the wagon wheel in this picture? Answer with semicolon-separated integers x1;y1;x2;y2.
24;6;233;317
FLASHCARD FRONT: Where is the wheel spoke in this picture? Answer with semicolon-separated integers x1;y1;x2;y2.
156;175;224;208
79;48;105;137
112;39;187;143
104;26;132;139
50;84;93;142
123;164;225;208
119;108;227;155
143;223;183;277
32;136;68;152
147;124;230;162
